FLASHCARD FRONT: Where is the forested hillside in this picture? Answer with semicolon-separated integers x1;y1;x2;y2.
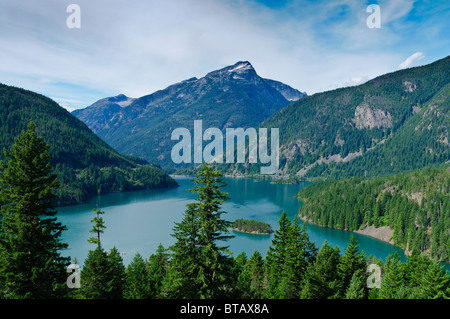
242;55;449;179
298;165;450;262
0;83;177;206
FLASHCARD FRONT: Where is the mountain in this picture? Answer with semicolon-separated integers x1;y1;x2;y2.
298;164;450;262
72;94;135;134
72;61;306;169
0;83;177;206
254;55;449;180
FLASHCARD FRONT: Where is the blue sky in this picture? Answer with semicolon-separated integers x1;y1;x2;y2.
0;0;449;111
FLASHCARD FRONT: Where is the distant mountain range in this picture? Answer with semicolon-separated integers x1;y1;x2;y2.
73;56;449;181
0;83;177;206
72;61;306;169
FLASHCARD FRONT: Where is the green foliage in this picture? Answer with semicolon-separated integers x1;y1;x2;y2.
167;164;235;298
124;253;151;299
78;246;125;299
301;241;343;299
88;208;106;248
0;83;177;206
231;218;273;234
339;235;367;295
218;55;449;179
265;212;317;298
1;130;447;299
78;208;125;299
345;274;366;299
0;122;69;298
124;244;170;299
298;165;450;262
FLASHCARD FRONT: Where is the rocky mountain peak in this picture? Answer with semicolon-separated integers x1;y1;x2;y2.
227;61;254;73
205;61;256;79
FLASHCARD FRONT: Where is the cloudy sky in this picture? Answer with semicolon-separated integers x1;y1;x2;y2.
0;0;449;111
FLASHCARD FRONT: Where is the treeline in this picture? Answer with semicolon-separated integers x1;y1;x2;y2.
71;211;450;299
231;218;273;234
54;163;178;206
70;165;450;300
0;83;177;207
298;165;450;262
1;126;448;300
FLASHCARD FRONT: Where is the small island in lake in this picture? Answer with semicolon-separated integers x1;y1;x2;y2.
231;218;274;235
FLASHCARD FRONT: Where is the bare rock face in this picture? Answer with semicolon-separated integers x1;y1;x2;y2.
353;102;392;129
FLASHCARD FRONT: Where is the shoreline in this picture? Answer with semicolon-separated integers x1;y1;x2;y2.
230;227;273;236
298;214;395;247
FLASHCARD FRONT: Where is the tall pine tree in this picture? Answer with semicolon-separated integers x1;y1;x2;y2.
124;253;150;299
0;122;69;298
168;164;234;299
79;208;125;299
338;235;367;297
265;211;291;298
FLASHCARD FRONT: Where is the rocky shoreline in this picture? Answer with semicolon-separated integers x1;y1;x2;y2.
298;214;395;246
230;227;273;236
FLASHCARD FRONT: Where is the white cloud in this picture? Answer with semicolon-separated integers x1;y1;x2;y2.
0;0;447;110
398;52;426;70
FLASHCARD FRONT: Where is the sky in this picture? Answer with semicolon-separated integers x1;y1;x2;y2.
0;0;449;112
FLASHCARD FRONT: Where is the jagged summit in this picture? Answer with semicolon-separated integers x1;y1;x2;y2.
205;61;256;78
73;61;306;167
227;61;254;72
109;94;135;107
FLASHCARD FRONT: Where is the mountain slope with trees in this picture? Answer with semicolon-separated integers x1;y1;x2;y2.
255;55;450;179
298;164;450;262
0;83;177;206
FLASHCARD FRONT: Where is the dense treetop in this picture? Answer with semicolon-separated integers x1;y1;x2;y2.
0;83;177;206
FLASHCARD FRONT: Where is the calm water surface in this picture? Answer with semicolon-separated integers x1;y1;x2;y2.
57;177;449;271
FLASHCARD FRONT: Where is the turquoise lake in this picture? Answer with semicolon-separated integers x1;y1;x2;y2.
57;177;450;271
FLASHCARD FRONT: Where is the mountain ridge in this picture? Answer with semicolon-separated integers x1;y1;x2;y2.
73;61;306;168
256;54;450;180
0;83;177;206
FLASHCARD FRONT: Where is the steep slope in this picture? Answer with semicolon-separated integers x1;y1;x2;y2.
73;61;306;169
298;165;450;262
259;55;449;179
0;83;177;206
72;94;135;134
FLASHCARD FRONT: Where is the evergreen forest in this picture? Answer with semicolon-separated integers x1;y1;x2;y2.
0;127;448;299
298;165;450;263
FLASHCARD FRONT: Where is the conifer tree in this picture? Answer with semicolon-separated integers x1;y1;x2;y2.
0;122;69;298
403;249;431;290
378;253;409;299
233;252;252;298
282;217;316;298
168;164;234;298
247;250;265;298
79;208;125;299
265;211;291;298
148;243;169;298
338;235;367;296
107;247;126;299
416;261;450;299
345;274;366;299
124;253;150;299
88;208;106;248
300;241;342;299
165;202;201;298
79;247;112;299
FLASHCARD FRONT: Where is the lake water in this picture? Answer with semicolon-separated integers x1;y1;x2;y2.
57;177;449;272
